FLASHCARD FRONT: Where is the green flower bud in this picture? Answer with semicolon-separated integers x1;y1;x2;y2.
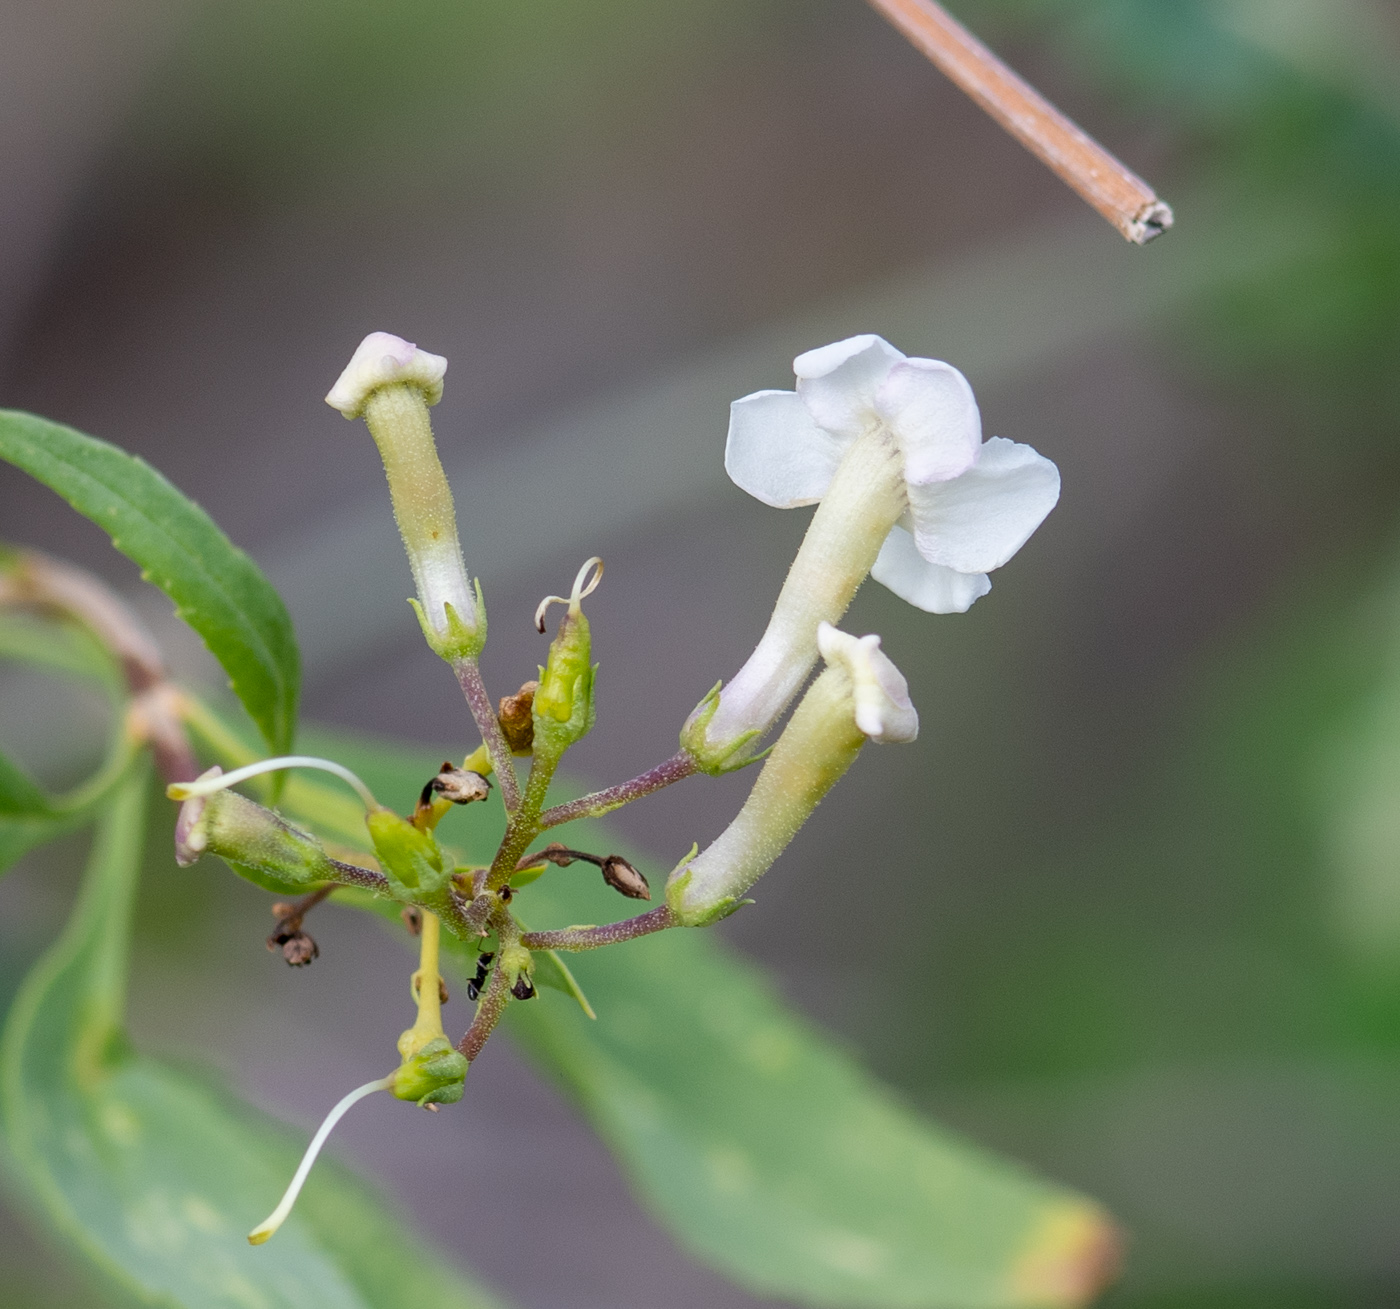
175;788;335;894
532;558;602;759
366;808;450;899
390;1036;467;1107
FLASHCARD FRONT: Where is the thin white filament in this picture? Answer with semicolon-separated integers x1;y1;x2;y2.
167;756;379;811
247;1076;393;1245
534;556;604;632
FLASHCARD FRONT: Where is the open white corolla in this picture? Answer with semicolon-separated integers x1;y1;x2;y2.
690;334;1059;769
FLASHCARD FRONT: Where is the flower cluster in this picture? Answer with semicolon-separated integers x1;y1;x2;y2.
168;330;1058;1243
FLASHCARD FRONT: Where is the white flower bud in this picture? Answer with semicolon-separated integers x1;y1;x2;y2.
669;624;916;924
325;332;447;418
815;622;918;744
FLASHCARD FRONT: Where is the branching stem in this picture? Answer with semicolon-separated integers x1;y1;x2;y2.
520;906;676;953
537;751;697;829
458;910;518;1062
452;656;521;813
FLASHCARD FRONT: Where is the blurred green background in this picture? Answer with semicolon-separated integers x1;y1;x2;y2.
1;1;1399;1305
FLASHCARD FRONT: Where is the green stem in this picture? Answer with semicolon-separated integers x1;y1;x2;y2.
484;751;559;892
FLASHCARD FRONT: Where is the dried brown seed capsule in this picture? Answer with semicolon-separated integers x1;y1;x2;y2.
429;765;492;806
497;680;538;755
280;932;319;967
600;855;651;901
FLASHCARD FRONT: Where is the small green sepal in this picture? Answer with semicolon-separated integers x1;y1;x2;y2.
408;583;487;663
680;683;765;775
665;850;756;926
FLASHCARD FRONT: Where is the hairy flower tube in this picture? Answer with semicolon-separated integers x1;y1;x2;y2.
326;332;482;660
668;621;917;925
686;334;1058;771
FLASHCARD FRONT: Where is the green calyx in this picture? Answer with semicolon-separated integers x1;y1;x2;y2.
366;808;450;900
390;1036;467;1107
664;860;756;927
533;608;597;757
177;789;335;893
679;683;764;776
409;587;487;663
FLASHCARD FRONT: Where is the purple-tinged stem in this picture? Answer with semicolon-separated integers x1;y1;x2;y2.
521;906;676;952
452;656;521;813
327;859;391;893
537;752;697;830
458;941;512;1061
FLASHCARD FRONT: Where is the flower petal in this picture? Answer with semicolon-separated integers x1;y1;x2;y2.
794;335;905;439
325;331;447;418
816;622;919;743
905;437;1060;574
872;525;991;613
875;358;981;485
724;389;847;508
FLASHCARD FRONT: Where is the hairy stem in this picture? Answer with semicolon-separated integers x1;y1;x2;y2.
452;656;521;813
520;906;676;952
485;751;559;891
537;751;697;829
458;912;518;1061
326;859;391;893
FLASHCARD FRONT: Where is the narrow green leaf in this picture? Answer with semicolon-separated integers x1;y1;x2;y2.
0;412;300;755
1;767;511;1309
273;727;1116;1309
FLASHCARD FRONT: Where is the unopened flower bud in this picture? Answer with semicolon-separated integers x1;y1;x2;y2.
175;774;336;894
600;855;650;901
669;623;917;925
327;332;484;662
390;1036;467;1107
497;680;538;754
366;807;450;899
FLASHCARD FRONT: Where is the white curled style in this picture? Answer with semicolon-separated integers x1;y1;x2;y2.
534;557;604;633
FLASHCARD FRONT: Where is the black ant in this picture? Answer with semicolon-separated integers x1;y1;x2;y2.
466;951;494;1002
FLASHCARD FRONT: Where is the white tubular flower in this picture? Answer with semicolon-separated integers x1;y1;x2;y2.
668;622;916;925
687;334;1057;771
326;333;482;660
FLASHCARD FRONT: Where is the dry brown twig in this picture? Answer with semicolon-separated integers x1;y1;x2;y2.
866;0;1172;244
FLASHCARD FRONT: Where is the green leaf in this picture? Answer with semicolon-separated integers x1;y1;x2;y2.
274;727;1116;1309
1;767;512;1309
0;411;300;755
